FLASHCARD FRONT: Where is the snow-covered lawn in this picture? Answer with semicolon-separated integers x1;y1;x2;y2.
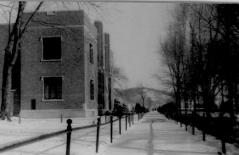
1;112;239;155
0;115;134;155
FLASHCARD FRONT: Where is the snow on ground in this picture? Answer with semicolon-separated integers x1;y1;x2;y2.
0;115;136;155
0;112;239;155
100;112;239;155
0;116;96;146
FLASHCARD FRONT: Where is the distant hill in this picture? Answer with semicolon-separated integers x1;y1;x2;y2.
113;87;172;109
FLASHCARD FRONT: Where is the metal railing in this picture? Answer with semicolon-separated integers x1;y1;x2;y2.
162;109;238;154
0;112;145;155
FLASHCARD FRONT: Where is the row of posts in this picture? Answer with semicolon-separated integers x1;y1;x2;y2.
65;112;144;155
177;112;226;154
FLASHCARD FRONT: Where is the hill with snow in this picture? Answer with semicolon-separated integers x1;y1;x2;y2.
113;87;172;109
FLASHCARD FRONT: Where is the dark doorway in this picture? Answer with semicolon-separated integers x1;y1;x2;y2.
31;99;36;110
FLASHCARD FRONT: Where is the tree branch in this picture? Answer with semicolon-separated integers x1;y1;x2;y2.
20;1;43;37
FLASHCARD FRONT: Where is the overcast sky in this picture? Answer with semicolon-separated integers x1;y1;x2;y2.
0;1;175;90
97;3;175;89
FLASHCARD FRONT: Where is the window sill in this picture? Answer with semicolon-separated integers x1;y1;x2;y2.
41;59;62;62
42;99;64;102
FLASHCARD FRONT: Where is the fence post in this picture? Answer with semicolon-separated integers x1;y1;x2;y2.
192;112;195;135
96;117;101;153
202;113;206;141
192;123;195;135
221;117;226;154
203;130;206;141
221;139;226;154
66;119;72;155
185;116;188;131
119;116;122;135
131;113;133;124
110;115;113;143
179;114;182;127
129;114;131;127
132;113;134;124
125;115;127;131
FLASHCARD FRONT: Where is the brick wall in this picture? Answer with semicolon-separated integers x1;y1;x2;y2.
104;33;112;110
21;26;85;110
0;11;103;118
95;21;105;111
84;14;98;114
104;33;111;74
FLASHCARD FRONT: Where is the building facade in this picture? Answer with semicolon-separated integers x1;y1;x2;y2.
94;21;113;114
0;10;112;118
104;33;112;111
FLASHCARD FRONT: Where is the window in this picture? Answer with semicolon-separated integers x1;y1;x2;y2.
42;36;61;60
43;77;62;100
90;80;94;100
89;43;93;64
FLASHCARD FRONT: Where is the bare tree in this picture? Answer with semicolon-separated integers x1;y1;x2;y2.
163;3;239;119
111;58;129;107
160;4;189;116
111;63;128;89
146;97;152;110
137;84;146;108
0;1;43;120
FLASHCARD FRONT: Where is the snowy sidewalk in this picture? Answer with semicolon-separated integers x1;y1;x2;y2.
1;112;239;155
99;111;239;155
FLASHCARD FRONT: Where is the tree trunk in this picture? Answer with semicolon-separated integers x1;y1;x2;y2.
1;50;12;120
227;81;235;121
0;1;25;120
202;88;212;119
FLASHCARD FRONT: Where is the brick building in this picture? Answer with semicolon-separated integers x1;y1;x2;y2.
104;33;112;111
0;10;112;118
94;21;113;114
